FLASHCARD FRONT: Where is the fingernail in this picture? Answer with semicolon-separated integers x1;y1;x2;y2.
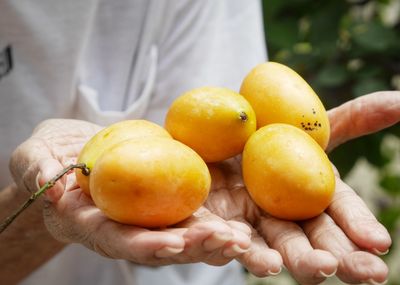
203;232;231;251
267;267;282;276
35;173;41;190
363;278;387;285
155;246;183;258
318;268;337;278
371;248;389;256
213;232;232;242
222;244;248;257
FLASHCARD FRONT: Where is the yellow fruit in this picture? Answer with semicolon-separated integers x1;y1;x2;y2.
165;87;256;162
76;120;171;196
240;62;330;150
242;124;335;220
90;137;211;228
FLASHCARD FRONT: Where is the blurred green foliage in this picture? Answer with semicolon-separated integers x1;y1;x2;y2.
262;0;400;283
262;0;400;107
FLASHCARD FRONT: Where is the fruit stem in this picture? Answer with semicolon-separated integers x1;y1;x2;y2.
239;111;248;122
0;163;90;234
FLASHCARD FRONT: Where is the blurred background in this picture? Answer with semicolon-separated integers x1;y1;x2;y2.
247;0;400;284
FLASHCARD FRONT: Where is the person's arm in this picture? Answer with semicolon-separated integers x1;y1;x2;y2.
0;185;64;285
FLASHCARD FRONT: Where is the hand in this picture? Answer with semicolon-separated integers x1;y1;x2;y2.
204;158;338;283
9;119;251;267
204;91;399;284
305;90;399;283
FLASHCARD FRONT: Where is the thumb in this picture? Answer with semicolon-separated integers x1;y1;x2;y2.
327;91;400;152
36;158;66;203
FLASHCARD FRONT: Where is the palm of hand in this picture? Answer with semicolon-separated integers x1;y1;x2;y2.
208;165;389;283
205;157;339;282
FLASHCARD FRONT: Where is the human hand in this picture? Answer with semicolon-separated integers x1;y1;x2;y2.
204;158;338;283
304;90;399;284
9;119;251;267
204;91;399;284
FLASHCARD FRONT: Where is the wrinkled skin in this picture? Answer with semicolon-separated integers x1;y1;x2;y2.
205;91;399;284
9;91;400;284
10;120;252;266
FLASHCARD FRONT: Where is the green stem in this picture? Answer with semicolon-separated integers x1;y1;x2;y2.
0;163;90;234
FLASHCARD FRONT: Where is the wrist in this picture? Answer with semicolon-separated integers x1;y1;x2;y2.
0;185;65;284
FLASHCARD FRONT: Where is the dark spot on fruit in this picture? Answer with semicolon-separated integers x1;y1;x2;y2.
301;120;322;131
239;111;248;122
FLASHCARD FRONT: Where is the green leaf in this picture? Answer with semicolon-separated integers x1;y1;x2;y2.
353;65;383;80
315;64;349;87
386;124;400;138
265;19;299;50
330;133;390;176
307;2;347;58
352;78;389;97
378;207;400;233
363;133;391;167
328;139;361;178
380;174;400;196
350;21;398;52
262;0;292;20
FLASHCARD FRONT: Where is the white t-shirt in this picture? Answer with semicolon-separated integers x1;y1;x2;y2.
0;0;267;284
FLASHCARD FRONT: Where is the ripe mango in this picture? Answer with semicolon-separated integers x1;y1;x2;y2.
90;137;211;227
76;120;171;196
242;123;335;220
240;62;330;150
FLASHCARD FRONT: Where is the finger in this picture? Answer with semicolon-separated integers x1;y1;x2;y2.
235;219;283;277
9;136;53;188
339;252;388;284
226;220;252;236
180;211;251;265
327;177;391;253
36;158;66;202
301;213;358;257
44;201;185;265
259;215;338;284
184;221;233;253
302;213;389;284
327;91;400;152
9;135;67;201
221;227;251;258
96;222;185;264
